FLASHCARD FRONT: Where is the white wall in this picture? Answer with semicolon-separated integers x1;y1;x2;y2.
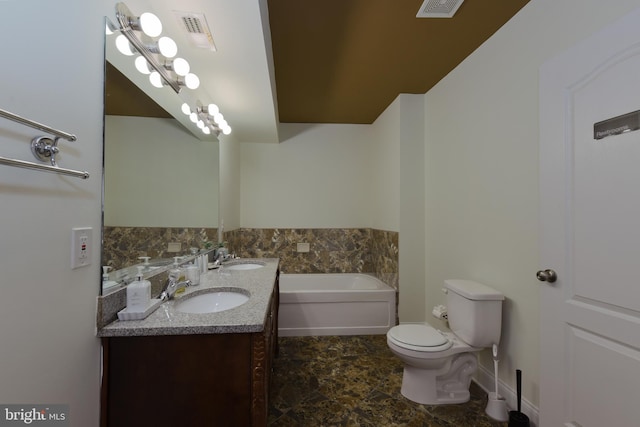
0;1;112;425
104;116;218;227
219;133;241;235
398;95;426;322
240;123;378;228
240;98;427;321
368;94;426;321
369;100;401;232
422;0;640;409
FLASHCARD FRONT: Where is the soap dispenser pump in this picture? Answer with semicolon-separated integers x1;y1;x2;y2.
126;266;152;312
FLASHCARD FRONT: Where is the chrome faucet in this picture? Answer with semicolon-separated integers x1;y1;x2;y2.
210;247;235;267
159;272;192;301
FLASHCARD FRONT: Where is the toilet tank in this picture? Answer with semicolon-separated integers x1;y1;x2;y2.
444;280;504;347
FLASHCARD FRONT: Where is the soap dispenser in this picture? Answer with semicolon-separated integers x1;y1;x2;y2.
185;262;200;286
102;266;120;291
172;257;186;278
171;257;187;295
126;266;152;312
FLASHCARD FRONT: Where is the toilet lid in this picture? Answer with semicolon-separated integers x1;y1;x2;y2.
389;324;450;348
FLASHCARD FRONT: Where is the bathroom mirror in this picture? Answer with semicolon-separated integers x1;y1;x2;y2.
101;19;219;294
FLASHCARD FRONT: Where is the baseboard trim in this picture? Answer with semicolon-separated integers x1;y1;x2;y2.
474;364;539;427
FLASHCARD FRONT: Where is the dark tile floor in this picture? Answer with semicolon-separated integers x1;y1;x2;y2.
268;335;507;427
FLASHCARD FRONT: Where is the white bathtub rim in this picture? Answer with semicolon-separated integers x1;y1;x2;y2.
279;273;395;291
278;272;397;337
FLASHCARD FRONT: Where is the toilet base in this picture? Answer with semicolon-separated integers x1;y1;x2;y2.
400;353;478;405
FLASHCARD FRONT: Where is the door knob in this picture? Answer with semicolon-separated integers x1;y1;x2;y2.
536;269;557;283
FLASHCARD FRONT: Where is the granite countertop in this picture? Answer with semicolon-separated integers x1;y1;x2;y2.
98;258;279;337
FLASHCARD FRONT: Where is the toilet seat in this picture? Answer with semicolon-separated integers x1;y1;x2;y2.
388;324;453;352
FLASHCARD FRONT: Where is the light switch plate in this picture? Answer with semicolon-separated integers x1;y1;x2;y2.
71;227;92;269
296;242;310;253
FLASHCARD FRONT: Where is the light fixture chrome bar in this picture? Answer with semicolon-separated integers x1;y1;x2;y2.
0;156;90;179
0;108;77;142
115;2;181;94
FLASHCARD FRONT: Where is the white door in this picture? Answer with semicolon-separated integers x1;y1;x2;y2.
539;9;640;427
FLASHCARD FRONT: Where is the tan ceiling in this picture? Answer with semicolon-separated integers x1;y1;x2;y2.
105;62;171;118
268;0;529;124
105;0;529;129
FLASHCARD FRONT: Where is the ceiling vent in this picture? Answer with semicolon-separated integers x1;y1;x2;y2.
416;0;464;18
173;10;217;51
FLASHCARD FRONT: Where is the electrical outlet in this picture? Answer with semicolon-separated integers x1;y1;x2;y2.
167;242;182;252
296;242;310;253
71;227;92;269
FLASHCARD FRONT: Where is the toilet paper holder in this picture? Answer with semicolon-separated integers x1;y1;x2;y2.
432;304;448;320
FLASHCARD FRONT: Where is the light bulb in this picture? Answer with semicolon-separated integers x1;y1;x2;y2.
222;125;232;135
135;56;151;74
172;58;190;76
197;120;205;129
181;103;191;115
184;73;200;89
115;35;135;56
157;36;177;58
213;112;224;124
217;118;228;128
207;103;219;116
189;112;198;123
139;12;162;37
202;127;211;135
149;71;164;88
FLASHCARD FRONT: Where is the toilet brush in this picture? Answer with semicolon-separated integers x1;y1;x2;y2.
485;344;509;422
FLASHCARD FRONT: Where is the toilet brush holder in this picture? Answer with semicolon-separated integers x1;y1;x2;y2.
486;392;509;422
486;344;509;422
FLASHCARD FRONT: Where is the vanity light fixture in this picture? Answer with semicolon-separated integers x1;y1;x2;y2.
205;103;219;116
150;36;178;58
180;73;200;90
106;20;117;36
188;101;229;136
134;56;152;74
115;34;136;56
149;71;164;89
166;58;190;76
182;102;214;134
118;9;163;37
115;2;193;93
135;12;163;37
197;103;231;135
114;2;232;137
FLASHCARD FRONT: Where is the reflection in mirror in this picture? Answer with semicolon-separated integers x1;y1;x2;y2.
102;19;219;295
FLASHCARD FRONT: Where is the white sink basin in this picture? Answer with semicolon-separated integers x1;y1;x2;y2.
175;290;249;314
225;263;264;271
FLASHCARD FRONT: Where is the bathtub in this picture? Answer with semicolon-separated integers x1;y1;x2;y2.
278;273;396;336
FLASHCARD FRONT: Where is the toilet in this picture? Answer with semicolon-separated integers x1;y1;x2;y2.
387;279;504;405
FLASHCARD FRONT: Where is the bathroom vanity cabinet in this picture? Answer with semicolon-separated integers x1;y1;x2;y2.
100;277;279;427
